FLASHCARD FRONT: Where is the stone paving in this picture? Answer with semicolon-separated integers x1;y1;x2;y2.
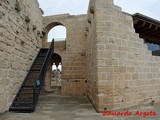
0;94;160;120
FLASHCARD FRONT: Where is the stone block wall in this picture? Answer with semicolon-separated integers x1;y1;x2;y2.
86;0;160;112
0;0;43;112
43;14;87;96
85;0;98;110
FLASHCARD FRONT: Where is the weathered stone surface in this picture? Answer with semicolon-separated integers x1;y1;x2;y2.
0;0;43;112
86;0;160;112
43;14;87;96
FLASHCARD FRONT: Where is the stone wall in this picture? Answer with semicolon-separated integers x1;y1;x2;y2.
86;0;160;112
0;0;43;112
43;14;87;96
85;0;98;111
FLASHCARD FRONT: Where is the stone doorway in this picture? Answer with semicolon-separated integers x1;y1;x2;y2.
51;53;62;94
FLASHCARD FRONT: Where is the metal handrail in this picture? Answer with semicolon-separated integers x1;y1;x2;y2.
9;39;54;112
9;49;41;111
32;39;54;110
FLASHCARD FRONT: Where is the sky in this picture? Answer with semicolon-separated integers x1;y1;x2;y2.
38;0;160;19
38;0;160;41
38;0;89;16
114;0;160;20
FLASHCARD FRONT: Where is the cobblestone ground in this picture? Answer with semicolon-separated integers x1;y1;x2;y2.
0;94;160;120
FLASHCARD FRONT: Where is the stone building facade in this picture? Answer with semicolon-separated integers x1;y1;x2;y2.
0;0;160;113
43;14;87;95
86;0;160;111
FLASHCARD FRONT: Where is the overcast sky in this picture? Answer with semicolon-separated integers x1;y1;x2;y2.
38;0;160;41
38;0;160;20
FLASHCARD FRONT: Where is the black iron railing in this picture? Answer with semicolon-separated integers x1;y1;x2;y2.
9;39;54;112
9;49;41;111
32;39;54;111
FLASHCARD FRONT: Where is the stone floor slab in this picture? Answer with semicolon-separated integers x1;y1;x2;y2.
0;94;160;120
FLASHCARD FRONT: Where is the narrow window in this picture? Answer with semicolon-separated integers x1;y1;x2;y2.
145;42;160;56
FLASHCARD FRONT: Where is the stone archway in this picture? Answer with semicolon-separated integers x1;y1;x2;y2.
51;53;62;90
44;53;62;94
42;21;68;48
48;25;66;42
51;53;62;66
42;14;87;96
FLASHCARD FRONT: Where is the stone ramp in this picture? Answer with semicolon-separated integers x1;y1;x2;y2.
0;94;160;120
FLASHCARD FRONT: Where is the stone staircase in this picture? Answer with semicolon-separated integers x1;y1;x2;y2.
52;86;61;95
